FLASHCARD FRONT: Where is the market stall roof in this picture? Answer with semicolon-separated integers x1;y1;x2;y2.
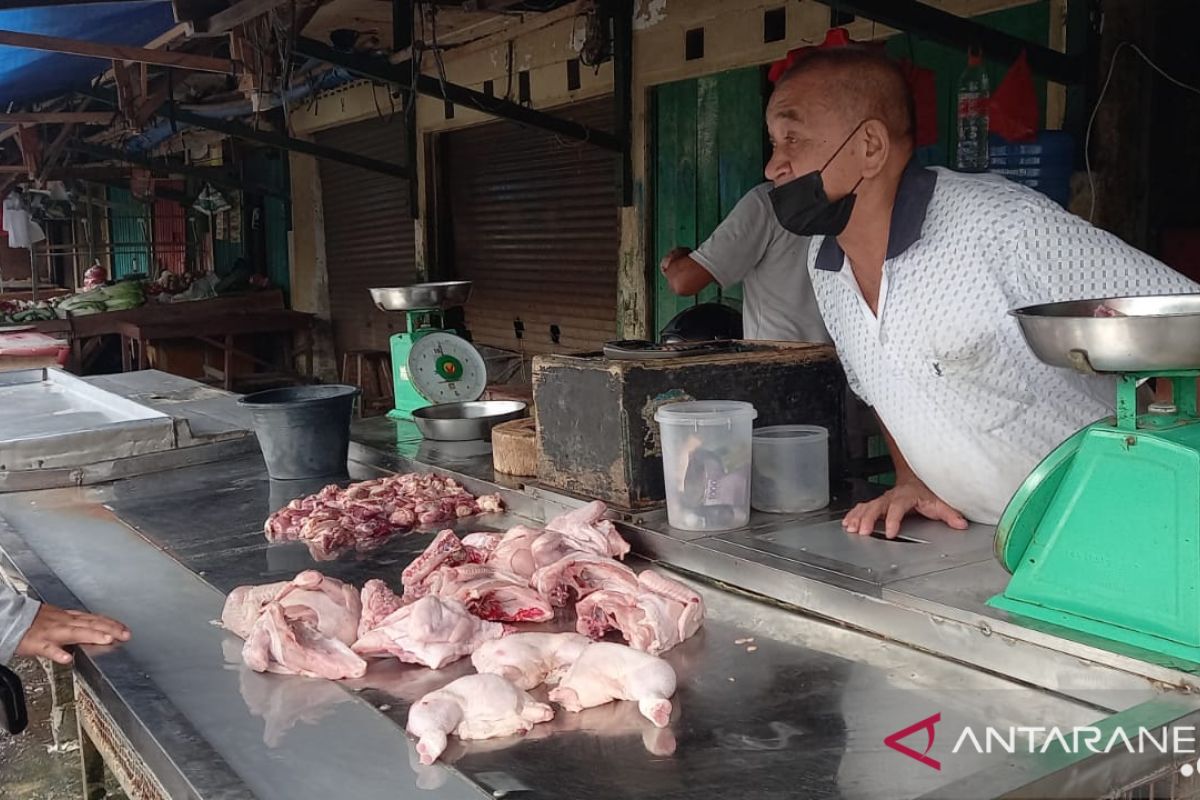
0;0;176;107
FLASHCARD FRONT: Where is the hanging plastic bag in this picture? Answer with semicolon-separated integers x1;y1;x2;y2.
990;50;1039;142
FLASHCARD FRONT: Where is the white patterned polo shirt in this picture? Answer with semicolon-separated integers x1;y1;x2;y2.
809;162;1200;524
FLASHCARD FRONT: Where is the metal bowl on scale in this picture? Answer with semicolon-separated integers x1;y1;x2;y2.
1010;294;1200;373
412;400;528;442
369;282;473;312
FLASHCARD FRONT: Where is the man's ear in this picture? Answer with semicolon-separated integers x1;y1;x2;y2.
860;119;891;178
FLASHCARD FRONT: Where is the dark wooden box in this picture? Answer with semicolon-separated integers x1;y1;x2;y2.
532;343;847;510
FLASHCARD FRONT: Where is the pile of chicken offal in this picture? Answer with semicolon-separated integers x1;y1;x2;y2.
223;489;704;764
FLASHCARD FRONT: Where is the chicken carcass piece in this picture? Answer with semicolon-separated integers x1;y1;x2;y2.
575;570;705;655
352;595;505;669
545;500;630;560
549;642;676;728
460;531;504;558
422;564;554;623
402;529;487;599
243;602;368;680
221;580;289;638
471;632;591;689
222;571;361;645
487;525;545;580
407;673;554;765
531;551;638;607
359;579;405;639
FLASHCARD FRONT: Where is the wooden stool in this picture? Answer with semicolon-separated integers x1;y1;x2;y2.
340;350;393;417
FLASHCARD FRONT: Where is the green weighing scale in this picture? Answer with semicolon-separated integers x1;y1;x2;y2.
369;282;488;420
990;294;1200;662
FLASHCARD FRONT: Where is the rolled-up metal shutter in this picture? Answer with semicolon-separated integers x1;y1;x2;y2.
442;97;618;355
315;117;413;356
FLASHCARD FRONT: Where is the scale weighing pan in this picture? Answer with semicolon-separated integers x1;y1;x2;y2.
1011;293;1200;373
370;282;472;312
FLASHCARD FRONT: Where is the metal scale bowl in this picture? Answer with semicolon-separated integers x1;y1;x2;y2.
990;293;1200;662
369;282;488;421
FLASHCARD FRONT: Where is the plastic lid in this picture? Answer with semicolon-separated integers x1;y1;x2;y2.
753;424;829;442
655;400;757;425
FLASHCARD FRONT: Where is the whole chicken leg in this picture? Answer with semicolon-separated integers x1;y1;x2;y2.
548;642;676;728
406;674;554;764
471;632;591;689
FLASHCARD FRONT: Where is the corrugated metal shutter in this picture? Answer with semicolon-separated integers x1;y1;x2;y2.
153;181;186;275
315;117;413;356
107;187;151;278
442;97;618;355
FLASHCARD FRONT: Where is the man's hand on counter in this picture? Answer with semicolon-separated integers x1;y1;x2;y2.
842;478;969;539
17;604;131;665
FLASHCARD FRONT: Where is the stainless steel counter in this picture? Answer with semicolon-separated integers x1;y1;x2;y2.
0;408;1198;798
0;456;1116;800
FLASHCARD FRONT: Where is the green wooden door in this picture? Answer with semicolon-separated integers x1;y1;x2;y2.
653;66;767;335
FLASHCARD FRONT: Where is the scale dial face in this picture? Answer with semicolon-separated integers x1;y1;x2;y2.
407;331;487;404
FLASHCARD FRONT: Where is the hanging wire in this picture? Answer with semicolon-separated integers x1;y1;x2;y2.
1085;41;1200;222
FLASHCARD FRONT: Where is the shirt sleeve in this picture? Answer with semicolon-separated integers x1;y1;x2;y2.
1004;191;1200;305
689;186;774;289
0;581;39;665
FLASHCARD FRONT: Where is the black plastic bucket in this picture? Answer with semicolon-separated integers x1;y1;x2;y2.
239;385;360;480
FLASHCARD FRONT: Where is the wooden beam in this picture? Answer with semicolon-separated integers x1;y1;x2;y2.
0;112;116;125
186;0;293;37
0;29;237;74
98;23;188;85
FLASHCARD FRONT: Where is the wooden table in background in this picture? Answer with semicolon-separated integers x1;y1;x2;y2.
116;309;315;390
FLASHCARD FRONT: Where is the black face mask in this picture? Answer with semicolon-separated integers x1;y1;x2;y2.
769;121;866;237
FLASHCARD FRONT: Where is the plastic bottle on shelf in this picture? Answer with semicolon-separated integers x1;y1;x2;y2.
955;47;991;172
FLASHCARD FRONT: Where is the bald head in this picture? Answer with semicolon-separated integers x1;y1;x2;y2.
773;47;915;148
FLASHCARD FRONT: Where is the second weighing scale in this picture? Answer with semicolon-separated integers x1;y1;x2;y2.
369;282;487;420
991;294;1200;662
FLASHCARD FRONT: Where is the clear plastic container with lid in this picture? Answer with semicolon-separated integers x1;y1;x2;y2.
655;400;757;531
751;424;829;513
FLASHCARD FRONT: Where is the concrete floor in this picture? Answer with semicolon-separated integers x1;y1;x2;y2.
0;658;125;800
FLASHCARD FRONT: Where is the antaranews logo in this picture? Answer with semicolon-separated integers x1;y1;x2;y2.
885;713;1200;773
884;713;942;771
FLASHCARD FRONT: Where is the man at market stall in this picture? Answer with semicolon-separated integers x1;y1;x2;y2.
764;46;1200;537
659;185;830;343
1;581;129;666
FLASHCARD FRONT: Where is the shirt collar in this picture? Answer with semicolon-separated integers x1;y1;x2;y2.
814;158;939;271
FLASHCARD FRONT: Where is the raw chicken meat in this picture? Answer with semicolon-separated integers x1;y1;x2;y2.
221;580;289;638
545;500;630;560
263;473;504;556
471;632;591;689
419;564;553;623
222;571;361;645
243;602;368;680
359;579;405;639
487;525;546;579
407;673;554;765
549;642;676;727
531;551;638;607
460;531;504;556
575;569;705;655
352;595;505;669
401;529;488;599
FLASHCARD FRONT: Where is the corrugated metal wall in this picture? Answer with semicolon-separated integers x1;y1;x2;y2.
244;151;291;293
315;116;414;356
442;97;618;355
153;181;187;275
107;187;151;278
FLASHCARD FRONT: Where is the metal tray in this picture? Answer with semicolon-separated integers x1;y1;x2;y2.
369;282;473;312
412;400;527;441
1011;294;1200;373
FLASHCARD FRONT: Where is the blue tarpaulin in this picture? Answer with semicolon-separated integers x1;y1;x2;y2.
0;1;176;107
